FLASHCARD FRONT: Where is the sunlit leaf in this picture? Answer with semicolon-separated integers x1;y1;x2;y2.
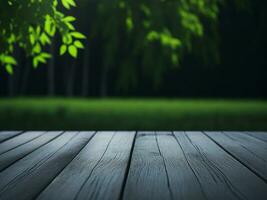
74;40;84;49
63;34;73;44
29;34;35;45
60;45;67;55
61;0;70;9
5;64;13;74
68;45;77;58
66;0;76;7
33;57;39;68
33;43;41;54
64;16;76;22
71;32;86;39
41;52;52;59
40;33;51;45
4;56;17;65
66;22;75;30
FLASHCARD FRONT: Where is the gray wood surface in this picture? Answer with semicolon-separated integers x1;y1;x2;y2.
0;131;22;143
152;132;207;200
245;132;267;143
0;131;266;200
0;131;63;171
205;131;267;182
0;131;94;200
123;132;173;200
37;131;135;200
174;131;267;200
0;131;45;155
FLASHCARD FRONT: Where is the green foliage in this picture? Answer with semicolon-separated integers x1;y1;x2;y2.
0;0;85;74
82;0;226;89
61;0;76;9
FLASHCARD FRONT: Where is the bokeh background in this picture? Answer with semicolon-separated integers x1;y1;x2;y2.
0;0;266;130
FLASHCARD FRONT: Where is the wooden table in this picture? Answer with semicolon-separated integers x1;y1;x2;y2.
0;131;266;200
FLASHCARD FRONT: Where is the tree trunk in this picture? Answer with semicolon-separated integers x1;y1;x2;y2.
100;64;108;97
66;59;76;97
7;47;21;97
7;75;15;97
48;39;55;96
81;43;90;97
20;58;31;95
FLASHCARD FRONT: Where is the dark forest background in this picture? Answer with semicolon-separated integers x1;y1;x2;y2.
0;0;266;99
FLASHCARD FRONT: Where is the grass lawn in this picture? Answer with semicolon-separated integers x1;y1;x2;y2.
0;98;266;130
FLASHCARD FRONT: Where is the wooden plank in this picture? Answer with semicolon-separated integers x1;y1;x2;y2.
37;131;135;200
174;131;267;200
0;131;45;155
0;131;94;200
245;132;267;143
155;132;207;200
0;131;63;172
0;131;22;143
205;131;267;181
123;132;172;200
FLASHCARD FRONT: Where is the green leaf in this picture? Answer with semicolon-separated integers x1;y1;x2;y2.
40;33;51;45
50;24;56;36
36;26;41;37
45;17;56;36
63;16;76;22
45;18;51;34
74;40;84;49
66;0;76;7
71;32;86;39
126;17;134;31
33;43;41;54
33;54;49;69
68;45;77;58
29;34;35;45
5;64;13;74
61;0;70;9
61;0;76;9
53;0;58;6
4;56;17;65
40;53;52;59
66;22;75;30
37;56;46;63
60;45;67;55
33;57;39;68
7;34;15;44
63;34;73;44
147;31;159;41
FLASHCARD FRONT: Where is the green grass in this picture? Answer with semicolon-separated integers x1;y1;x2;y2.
0;98;267;130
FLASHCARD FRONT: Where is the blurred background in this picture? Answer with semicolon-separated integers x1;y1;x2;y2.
0;0;266;130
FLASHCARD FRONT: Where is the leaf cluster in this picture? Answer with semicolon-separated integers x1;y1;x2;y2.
0;0;86;73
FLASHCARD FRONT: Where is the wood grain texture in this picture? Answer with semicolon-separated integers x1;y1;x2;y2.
0;131;266;200
245;132;267;143
0;131;94;200
0;131;45;155
37;131;135;200
123;132;172;200
0;131;63;171
155;132;207;200
174;131;267;200
0;131;22;143
205;131;267;182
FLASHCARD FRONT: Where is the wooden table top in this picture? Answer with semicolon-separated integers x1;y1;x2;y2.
0;131;266;200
